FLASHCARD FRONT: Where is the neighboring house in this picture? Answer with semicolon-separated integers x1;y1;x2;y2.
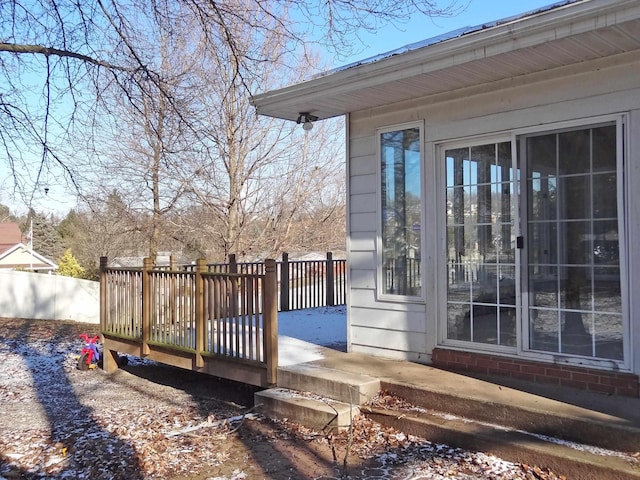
0;223;58;272
251;0;640;395
110;253;174;268
0;222;23;252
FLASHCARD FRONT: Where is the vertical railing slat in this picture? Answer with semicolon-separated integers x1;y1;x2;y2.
247;275;255;361
280;253;289;312
195;259;206;367
222;278;228;356
215;277;222;354
142;258;152;355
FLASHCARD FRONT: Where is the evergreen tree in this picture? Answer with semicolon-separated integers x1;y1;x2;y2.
56;249;86;278
24;209;60;260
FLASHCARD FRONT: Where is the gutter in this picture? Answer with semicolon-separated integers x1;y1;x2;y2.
250;0;640;121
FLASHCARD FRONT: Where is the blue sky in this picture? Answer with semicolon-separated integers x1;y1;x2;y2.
336;0;567;67
1;0;565;216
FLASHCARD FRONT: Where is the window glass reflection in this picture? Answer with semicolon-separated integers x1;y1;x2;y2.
381;128;421;296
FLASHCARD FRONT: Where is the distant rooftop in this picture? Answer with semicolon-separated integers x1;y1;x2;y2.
0;222;24;254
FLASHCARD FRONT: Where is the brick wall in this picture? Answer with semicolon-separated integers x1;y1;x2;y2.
431;348;639;397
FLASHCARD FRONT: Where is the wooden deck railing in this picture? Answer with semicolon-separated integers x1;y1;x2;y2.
100;257;278;387
280;252;347;311
184;252;347;311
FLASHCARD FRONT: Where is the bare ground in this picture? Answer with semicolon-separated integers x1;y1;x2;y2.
0;318;564;480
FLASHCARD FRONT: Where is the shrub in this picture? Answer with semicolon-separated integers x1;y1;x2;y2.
56;249;86;278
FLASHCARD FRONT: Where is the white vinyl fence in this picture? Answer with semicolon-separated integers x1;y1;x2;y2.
0;270;99;323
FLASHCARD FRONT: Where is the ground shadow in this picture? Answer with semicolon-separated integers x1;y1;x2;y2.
464;371;640;423
117;358;349;479
0;319;144;479
120;361;258;414
87;303;352;478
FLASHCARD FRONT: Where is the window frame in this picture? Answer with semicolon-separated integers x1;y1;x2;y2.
376;121;425;303
517;117;630;370
436;133;517;352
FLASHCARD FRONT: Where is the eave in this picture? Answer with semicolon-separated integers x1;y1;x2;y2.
0;243;58;270
250;0;640;122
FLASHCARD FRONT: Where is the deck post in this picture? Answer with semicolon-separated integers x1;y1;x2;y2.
169;255;176;324
280;252;290;312
264;258;278;386
142;257;152;355
326;251;335;307
99;256;108;339
194;258;206;368
100;256;119;373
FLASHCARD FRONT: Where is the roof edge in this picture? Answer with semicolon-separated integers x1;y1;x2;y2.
251;0;640;122
0;243;58;269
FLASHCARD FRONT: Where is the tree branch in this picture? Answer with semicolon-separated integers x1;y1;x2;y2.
0;42;129;72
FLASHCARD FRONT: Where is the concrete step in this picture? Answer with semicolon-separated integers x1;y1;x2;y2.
277;363;380;405
383;381;640;453
256;347;640;476
255;388;359;432
362;405;640;480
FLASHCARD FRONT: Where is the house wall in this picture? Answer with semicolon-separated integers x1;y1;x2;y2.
347;52;640;377
0;270;100;323
348;123;431;362
0;246;51;270
0;247;34;266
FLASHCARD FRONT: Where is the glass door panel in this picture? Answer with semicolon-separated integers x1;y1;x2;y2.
445;141;517;347
524;124;623;361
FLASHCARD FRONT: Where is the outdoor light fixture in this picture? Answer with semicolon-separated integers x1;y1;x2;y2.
297;112;318;131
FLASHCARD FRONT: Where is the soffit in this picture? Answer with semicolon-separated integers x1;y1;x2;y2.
250;0;640;122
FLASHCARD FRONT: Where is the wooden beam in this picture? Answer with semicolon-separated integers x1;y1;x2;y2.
264;259;278;386
194;258;206;368
142;257;152;355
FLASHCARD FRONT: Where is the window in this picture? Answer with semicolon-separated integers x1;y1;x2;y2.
380;125;422;297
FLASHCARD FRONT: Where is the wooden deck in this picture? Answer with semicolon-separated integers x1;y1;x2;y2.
99;257;278;387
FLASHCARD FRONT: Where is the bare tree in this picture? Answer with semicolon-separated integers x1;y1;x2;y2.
0;0;462;204
160;8;348;260
57;191;145;275
252;123;347;257
86;5;199;262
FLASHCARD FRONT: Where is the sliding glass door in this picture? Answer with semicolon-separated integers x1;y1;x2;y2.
444;121;626;364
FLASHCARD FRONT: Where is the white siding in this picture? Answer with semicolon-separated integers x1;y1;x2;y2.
349;250;376;272
349;267;375;290
349;231;376;252
349;153;376;176
349;212;376;233
627;109;640;376
350;173;375;196
350;193;376;214
351;327;427;356
347;53;640;372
